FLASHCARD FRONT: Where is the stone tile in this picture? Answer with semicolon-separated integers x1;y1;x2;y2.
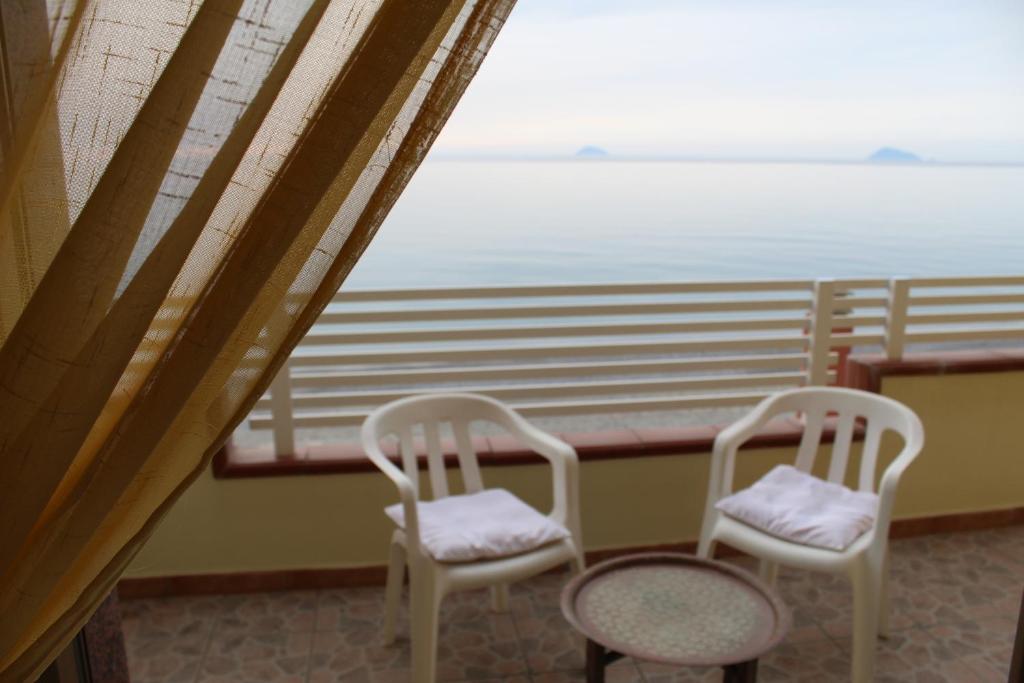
435;615;527;680
329;612;527;682
773;565;926;647
317;586;389;632
125;634;206;683
508;571;571;621
757;638;851;682
774;569;852;632
974;526;1024;565
198;631;313;683
926;617;1018;681
214;590;317;635
441;588;507;623
890;534;1024;626
641;639;850;683
869;627;985;683
308;630;397;683
638;659;731;682
121;594;227;641
514;608;583;672
531;658;645;683
891;532;1024;590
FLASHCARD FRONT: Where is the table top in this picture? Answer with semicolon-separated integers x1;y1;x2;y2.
560;553;791;667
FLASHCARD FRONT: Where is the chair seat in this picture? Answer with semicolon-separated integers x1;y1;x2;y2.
385;488;570;562
715;465;878;551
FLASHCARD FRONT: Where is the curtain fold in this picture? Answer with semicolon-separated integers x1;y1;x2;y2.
0;0;516;679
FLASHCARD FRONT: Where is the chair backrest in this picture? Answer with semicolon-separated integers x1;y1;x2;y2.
769;387;924;492
362;393;515;501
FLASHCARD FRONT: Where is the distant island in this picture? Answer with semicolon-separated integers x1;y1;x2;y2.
575;145;610;159
867;147;923;163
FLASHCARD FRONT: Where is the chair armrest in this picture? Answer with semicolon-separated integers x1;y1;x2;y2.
874;427;925;539
360;430;422;554
500;410;580;536
708;393;791;500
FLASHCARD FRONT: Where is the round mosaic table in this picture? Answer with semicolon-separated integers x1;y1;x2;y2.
561;553;791;683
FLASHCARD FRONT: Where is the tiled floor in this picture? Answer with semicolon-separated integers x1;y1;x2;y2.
122;526;1024;683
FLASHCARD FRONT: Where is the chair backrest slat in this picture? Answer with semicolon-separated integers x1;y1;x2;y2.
827;411;857;484
794;407;826;472
423;420;448;499
452;418;484;493
858;418;886;492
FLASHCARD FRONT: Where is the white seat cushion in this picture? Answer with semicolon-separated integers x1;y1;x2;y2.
715;465;879;551
385;488;570;562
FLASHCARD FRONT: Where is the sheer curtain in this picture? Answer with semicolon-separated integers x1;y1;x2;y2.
0;0;514;679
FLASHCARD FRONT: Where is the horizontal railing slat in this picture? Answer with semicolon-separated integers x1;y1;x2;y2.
290;335;808;365
257;372;808;410
299;317;810;345
334;280;815;302
905;327;1024;343
298;315;886;346
287;353;828;387
831;296;887;309
318;298;812;324
831;279;889;289
907;310;1024;325
908;275;1024;288
830;332;885;346
835;315;886;327
249;392;775;429
911;294;1024;307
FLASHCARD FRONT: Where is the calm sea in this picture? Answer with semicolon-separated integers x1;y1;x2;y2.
345;160;1024;288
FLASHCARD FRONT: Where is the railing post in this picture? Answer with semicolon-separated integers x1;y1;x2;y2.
807;279;835;386
269;359;296;459
885;277;910;360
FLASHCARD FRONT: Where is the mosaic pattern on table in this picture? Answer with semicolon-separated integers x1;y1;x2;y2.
577;566;771;661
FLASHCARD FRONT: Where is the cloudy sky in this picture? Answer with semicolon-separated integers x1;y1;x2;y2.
432;0;1024;162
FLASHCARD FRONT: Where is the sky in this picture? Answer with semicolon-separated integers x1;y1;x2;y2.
431;0;1024;162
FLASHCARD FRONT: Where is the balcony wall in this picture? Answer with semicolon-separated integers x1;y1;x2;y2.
122;363;1024;583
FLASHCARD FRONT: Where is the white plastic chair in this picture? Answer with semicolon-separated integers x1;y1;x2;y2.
697;386;924;683
361;393;585;683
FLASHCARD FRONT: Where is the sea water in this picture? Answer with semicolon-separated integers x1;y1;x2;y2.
347;160;1024;288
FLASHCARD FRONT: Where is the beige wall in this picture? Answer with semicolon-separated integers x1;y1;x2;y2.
125;370;1024;578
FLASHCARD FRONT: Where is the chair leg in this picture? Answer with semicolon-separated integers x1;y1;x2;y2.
410;569;442;683
696;536;716;560
878;549;891;638
382;540;406;645
758;559;778;588
570;547;586;575
697;509;719;559
850;560;880;683
491;583;509;612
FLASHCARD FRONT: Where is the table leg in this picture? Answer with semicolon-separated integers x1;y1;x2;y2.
585;640;625;683
722;659;757;683
585;639;606;683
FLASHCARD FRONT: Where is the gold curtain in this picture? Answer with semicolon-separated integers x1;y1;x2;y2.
0;0;515;679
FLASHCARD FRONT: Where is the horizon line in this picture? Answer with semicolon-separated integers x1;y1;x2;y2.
426;153;1024;168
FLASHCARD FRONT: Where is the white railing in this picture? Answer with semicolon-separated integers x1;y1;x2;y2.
247;275;1024;456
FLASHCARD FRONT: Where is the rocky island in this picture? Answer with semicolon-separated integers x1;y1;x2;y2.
867;147;923;163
